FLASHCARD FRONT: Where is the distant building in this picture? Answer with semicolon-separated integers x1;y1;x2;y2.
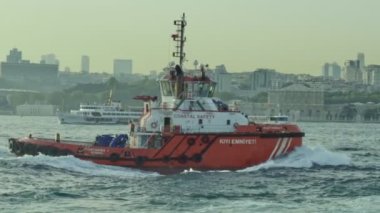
1;48;58;83
58;71;111;87
366;65;380;86
215;73;231;93
1;62;58;82
357;52;365;69
16;104;57;116
148;70;158;80
41;54;59;65
250;69;278;90
331;63;342;80
113;59;133;80
342;53;368;84
343;60;362;83
322;63;329;79
6;48;22;63
215;64;227;74
322;62;341;80
268;83;324;121
81;55;90;73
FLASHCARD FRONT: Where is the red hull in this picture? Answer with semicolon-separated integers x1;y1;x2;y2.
9;124;303;174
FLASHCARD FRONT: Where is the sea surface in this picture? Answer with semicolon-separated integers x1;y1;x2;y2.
0;115;379;213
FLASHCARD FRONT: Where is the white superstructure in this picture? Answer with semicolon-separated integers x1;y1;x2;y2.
58;101;142;124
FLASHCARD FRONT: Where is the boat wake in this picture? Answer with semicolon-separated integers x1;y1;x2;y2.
240;145;351;172
181;145;351;174
6;154;159;178
3;144;351;176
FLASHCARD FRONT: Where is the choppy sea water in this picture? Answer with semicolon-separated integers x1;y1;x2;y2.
0;115;379;213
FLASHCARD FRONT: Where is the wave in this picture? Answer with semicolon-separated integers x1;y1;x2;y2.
240;145;351;172
7;154;159;178
180;145;352;175
2;144;352;176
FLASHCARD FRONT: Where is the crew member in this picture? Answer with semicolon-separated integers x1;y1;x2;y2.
129;121;135;136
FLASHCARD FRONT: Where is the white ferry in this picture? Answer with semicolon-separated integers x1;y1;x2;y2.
57;101;142;124
248;115;290;124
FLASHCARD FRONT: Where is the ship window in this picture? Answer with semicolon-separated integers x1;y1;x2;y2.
164;117;171;126
198;119;203;125
208;83;216;97
227;120;231;125
161;81;174;96
92;112;101;117
189;100;202;111
195;83;211;97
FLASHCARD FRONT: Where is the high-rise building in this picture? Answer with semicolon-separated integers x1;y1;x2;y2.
215;73;231;93
81;55;90;73
6;48;22;63
344;60;362;83
322;63;330;79
113;59;133;79
366;65;380;86
331;63;342;80
41;54;59;65
322;62;341;80
250;69;277;90
1;48;58;83
215;64;227;74
357;53;365;69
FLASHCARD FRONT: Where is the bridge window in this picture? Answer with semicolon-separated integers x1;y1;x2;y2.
160;81;174;96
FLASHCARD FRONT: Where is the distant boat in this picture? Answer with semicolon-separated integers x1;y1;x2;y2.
248;115;290;124
58;101;142;124
58;89;142;124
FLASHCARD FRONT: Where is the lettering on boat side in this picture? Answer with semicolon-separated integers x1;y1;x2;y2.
173;114;215;119
219;138;256;145
88;148;106;155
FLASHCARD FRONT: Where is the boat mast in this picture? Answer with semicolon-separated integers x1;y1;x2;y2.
172;13;187;68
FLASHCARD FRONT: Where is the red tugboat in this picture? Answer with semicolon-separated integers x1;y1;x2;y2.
9;14;304;174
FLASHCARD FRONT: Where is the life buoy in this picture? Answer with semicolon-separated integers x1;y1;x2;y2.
187;138;196;146
162;155;170;163
233;122;239;128
191;153;202;163
201;135;210;144
151;122;158;129
135;156;146;166
177;155;188;164
110;153;120;162
124;151;131;157
77;147;85;154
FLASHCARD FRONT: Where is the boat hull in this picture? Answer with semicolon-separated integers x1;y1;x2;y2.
9;131;303;174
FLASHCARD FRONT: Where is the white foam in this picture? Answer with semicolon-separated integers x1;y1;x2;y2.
14;154;159;178
5;145;351;176
240;145;351;172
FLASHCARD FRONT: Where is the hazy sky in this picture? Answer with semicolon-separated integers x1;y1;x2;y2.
1;0;379;75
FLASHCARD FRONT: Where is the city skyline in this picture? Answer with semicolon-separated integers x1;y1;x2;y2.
1;0;379;74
